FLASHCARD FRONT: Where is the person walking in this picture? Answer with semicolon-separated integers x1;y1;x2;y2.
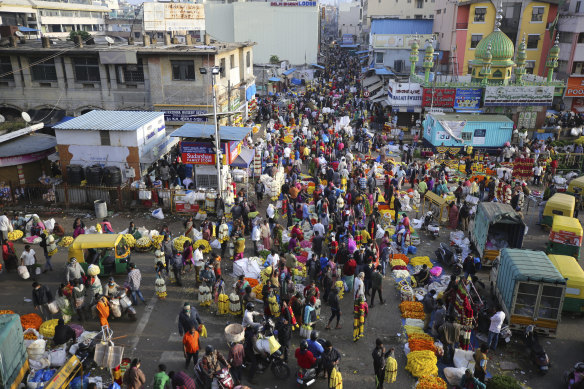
170;249;183;286
20;245;38;281
370;266;385;306
32;281;53;320
65;258;85;284
383;347;398;385
168;371;196;389
353;272;365;300
127;263;146;305
123;359;146;389
153;364;171;389
96;295;110;329
178;302;204;336
325;286;342;330
228;341;245;385
372;338;391;389
182;326;201;369
322;340;341;380
0;212;12;245
422;290;436;332
438;316;462;364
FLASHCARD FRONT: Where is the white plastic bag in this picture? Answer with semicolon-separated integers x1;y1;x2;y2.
210;239;221;249
152;208;165;220
137;227;149;238
375;225;385;239
35;267;42;276
27;339;47;361
47;301;59;314
43;218;55;232
49;348;67;367
18;265;30;280
453;349;476;370
443;367;467;385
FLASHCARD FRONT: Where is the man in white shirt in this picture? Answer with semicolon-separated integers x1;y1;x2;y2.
0;211;12;245
193;245;204;284
283;146;291;166
487;308;506;351
242;303;262;330
313;221;325;237
353;272;365;300
20;245;37;279
265;250;279;269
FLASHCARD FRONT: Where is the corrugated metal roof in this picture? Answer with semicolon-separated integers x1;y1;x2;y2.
431;113;514;123
0;133;56;157
170;123;251;142
54;110;164;131
370;19;434;35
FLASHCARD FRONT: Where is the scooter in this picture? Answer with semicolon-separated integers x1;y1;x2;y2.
112;289;137;321
524;325;550;374
255;318;291;379
563;362;584;388
422;211;440;239
296;367;317;387
194;363;235;389
434;243;462;275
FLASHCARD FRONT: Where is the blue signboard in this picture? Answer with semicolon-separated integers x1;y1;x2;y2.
163;109;208;123
454;88;482;110
181;141;214;154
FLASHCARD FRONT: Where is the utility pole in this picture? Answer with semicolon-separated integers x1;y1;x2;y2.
227;80;232;126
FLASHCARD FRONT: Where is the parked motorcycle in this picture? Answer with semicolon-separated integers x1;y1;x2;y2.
421;211;440;239
434;242;462;275
524;325;550;374
244;318;291;380
563;362;584;388
296;367;317;387
194;363;234;389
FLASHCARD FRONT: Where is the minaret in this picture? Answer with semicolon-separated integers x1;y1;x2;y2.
494;0;503;32
481;43;492;86
423;42;434;83
515;35;527;85
410;39;419;78
546;33;560;83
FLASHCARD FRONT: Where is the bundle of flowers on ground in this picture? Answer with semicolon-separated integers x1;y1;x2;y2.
408;338;437;353
124;234;136;248
151;235;164;247
39;319;59;338
408;333;435;343
7;230;23;241
404;325;425;336
135;237;152;252
194;239;212;254
21;313;43;330
416;376;448;389
0;310;15;315
410;256;433;268
390;259;407;268
405;350;438;378
400;301;425;319
173;236;192;252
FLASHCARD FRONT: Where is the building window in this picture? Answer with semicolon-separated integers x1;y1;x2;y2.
230;54;235;69
134;32;140;39
461;132;472;141
73;57;100;82
525;60;535;74
100;131;110;146
0;56;14;81
415;14;423;19
429;14;434;18
573;61;584;74
437;9;441;14
470;34;483;48
527;34;540;49
578;33;584;43
220;58;226;77
117;59;144;83
171;60;195;81
30;57;57;82
531;6;544;21
407;0;411;3
474;7;486;22
375;52;384;64
246;52;251;68
577;1;582;13
416;0;423;8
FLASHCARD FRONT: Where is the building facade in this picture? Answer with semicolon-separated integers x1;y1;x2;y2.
204;2;319;65
557;0;584;111
362;0;436;40
433;0;558;78
0;38;256;127
339;2;362;38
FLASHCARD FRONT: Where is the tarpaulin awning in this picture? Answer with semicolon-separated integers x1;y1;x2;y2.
282;68;297;76
340;44;359;48
311;63;324;69
171;124;251;142
367;81;383;92
268;77;281;82
230;146;254;168
245;84;256;101
533;133;555;140
362;76;381;87
290;78;302;85
355;50;368;55
19;26;39;32
375;68;394;76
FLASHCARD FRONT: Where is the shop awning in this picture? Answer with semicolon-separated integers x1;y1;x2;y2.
171;124;251;142
368;81;384;92
355;50;368;55
19;26;39;32
290;78;302;85
375;68;394;76
230;146;254;168
268;77;281;82
340;44;359;48
533;133;555;140
311;63;324;69
282;68;297;76
362;76;381;87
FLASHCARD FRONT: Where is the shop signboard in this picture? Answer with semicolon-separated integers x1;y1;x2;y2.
422;88;456;107
387;81;422;106
161;109;208;123
223;141;242;165
372;34;434;49
143;3;205;31
181;142;215;165
484;86;554;106
565;76;584;98
454;88;482;109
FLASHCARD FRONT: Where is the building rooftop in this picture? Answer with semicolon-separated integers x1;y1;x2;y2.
429;113;514;123
1;0;110;12
370;18;434;35
0;38;254;56
54;110;163;131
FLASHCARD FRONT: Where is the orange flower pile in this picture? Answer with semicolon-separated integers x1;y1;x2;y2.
245;278;259;288
416;376;447;389
400;301;425;319
23;332;38;340
409;338;437;353
20;313;43;330
408;333;435;342
0;310;15;315
391;253;410;265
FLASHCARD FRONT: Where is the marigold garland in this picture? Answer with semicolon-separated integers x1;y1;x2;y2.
151;235;164;247
39;319;59;338
58;236;74;247
0;310;15;315
7;230;23;241
21;313;43;330
416;376;447;389
194;239;212;254
405;350;438;378
410;256;433;269
124;234;136;248
173;236;192;252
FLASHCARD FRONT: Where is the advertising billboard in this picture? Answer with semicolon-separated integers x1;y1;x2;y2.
454;88;482;109
565;76;584;98
181;142;215;165
484;86;554;106
422;88;456;107
143;3;205;32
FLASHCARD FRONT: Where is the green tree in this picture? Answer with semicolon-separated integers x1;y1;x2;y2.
69;30;91;42
269;55;280;65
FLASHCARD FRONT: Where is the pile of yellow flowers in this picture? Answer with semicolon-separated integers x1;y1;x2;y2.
335;280;344;299
404;325;425;336
58;236;74;247
135;237;152;251
39;319;59;338
405;350;438;378
253;283;264;300
124;234;136;248
7;230;23;241
390;259;407;268
173;236;192;252
0;310;14;315
410;256;433;268
194;239;212;254
151;235;164;247
399;301;425;319
23;331;38;340
291;264;307;278
416;376;447;389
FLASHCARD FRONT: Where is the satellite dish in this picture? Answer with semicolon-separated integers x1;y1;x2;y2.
0;115;5;123
105;36;115;45
21;112;31;123
15;31;24;38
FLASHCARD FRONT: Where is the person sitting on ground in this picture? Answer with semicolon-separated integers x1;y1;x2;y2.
53;318;76;346
414;264;430;286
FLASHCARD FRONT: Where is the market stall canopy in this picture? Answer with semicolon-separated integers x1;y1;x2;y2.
282;68;297;76
230;147;254;168
0;133;56;167
311;64;324;70
18;26;39;32
290;78;302;85
375;68;394;76
355;50;368;55
268;77;282;82
53;110;163;131
171;123;251;142
362;76;381;88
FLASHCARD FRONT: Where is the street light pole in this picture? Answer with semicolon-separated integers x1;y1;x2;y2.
210;70;222;194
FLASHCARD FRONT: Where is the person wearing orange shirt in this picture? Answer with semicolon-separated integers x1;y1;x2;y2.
96;295;110;329
183;326;201;369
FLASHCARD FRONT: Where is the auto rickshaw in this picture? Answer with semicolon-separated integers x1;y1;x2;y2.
548;254;584;313
568;176;584;195
68;234;131;275
542;193;575;228
546;215;583;260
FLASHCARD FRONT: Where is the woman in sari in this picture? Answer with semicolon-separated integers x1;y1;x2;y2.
184;216;195;242
73;218;85;238
448;202;459;230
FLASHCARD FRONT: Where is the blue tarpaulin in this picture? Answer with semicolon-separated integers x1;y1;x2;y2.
375;68;393;75
282;68;297;76
340;44;359;49
268;77;281;82
19;26;39;32
355;50;368;55
290;78;302;85
245;84;256;101
230;146;254;168
533;133;555;141
311;64;324;69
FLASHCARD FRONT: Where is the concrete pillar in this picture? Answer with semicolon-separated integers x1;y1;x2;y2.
143;35;151;46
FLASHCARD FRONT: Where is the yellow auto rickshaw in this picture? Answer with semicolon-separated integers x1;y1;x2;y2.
546;215;583;260
68;234;131;275
568;176;584;195
542;193;575;227
548;254;584;313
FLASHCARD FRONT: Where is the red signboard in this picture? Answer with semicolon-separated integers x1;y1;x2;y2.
565;76;584;98
422;88;456;107
182;153;216;165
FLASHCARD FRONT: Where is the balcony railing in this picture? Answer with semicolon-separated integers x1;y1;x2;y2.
456;22;468;29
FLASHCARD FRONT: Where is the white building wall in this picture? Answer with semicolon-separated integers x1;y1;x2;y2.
55;129;101;146
339;2;362;37
205;2;319;65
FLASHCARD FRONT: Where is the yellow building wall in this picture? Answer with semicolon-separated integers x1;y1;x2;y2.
463;2;496;75
517;2;550;75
